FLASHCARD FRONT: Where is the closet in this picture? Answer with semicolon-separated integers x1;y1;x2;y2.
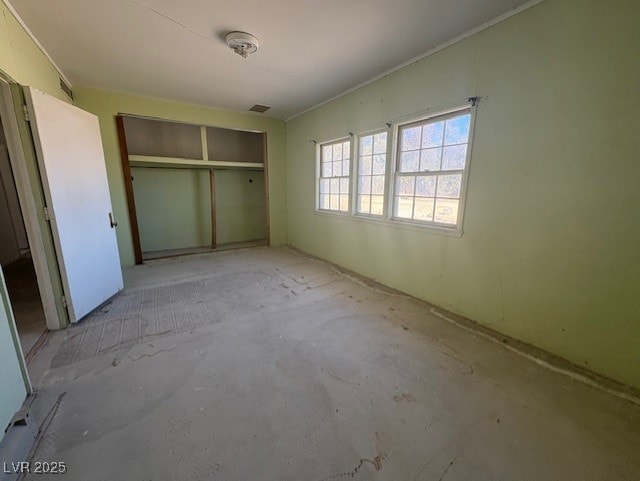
116;116;268;263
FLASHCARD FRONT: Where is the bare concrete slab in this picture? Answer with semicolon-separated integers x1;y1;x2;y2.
22;247;640;480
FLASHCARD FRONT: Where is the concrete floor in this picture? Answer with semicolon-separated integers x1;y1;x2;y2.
23;247;640;480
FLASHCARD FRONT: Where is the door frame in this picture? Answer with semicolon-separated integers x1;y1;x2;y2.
0;77;68;331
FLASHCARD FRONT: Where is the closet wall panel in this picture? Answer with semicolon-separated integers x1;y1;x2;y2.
216;170;266;244
132;167;211;253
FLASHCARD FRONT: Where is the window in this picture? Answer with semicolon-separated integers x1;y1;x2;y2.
318;139;351;212
357;131;387;216
393;109;472;228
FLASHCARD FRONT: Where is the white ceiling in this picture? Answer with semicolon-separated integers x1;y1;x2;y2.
9;0;534;119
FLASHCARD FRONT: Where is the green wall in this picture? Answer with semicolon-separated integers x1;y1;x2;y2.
285;0;640;390
0;1;68;100
74;87;287;266
216;170;267;244
132;167;211;253
0;266;27;431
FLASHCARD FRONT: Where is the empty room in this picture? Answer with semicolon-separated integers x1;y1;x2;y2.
0;0;638;479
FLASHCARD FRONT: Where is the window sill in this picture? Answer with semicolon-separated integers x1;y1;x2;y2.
313;209;464;238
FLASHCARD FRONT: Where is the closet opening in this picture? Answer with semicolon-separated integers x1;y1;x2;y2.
116;115;269;263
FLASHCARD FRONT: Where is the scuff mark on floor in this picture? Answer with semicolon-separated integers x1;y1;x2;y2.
320;367;358;386
112;346;180;367
435;347;475;375
438;456;457;481
318;453;387;480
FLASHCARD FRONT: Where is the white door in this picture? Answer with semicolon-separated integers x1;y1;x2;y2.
24;87;123;323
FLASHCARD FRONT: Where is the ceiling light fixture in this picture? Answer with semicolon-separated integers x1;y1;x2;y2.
225;31;259;58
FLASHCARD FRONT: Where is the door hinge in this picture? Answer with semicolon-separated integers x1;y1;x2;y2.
43;206;50;221
61;295;67;308
23;104;30;122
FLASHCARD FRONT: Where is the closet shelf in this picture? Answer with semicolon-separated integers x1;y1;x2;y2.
128;155;264;170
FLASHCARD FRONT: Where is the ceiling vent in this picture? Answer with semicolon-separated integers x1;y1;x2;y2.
249;104;271;113
225;31;259;58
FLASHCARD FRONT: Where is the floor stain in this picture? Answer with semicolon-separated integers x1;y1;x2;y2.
393;393;415;403
319;454;387;480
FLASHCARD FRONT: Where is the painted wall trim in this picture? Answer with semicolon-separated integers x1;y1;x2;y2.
0;81;64;330
1;0;72;87
120;112;268;134
0;267;31;394
429;309;640;406
286;0;544;122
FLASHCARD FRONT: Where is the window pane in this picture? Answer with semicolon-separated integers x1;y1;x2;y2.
339;195;349;211
396;176;415;196
392;109;471;227
358;195;370;214
401;126;421;151
342;141;350;160
420;148;441;172
414;197;435;221
441;145;467;171
373;132;387;154
422;121;444;148
415;175;436;197
342;158;350;176
372;154;386;175
360;135;373;156
359;155;372;175
444;114;470;145
359;176;371;195
340;177;349;194
434;199;459;225
371;175;385;195
399;151;419;172
333;143;343;160
319;139;352;213
370;195;384;216
322;145;333;162
395;196;414;218
436;174;462;199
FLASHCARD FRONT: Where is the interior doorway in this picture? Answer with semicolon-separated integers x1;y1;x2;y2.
0;115;47;361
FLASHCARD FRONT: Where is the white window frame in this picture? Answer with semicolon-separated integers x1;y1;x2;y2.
316;137;353;214
388;104;476;234
354;128;391;219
